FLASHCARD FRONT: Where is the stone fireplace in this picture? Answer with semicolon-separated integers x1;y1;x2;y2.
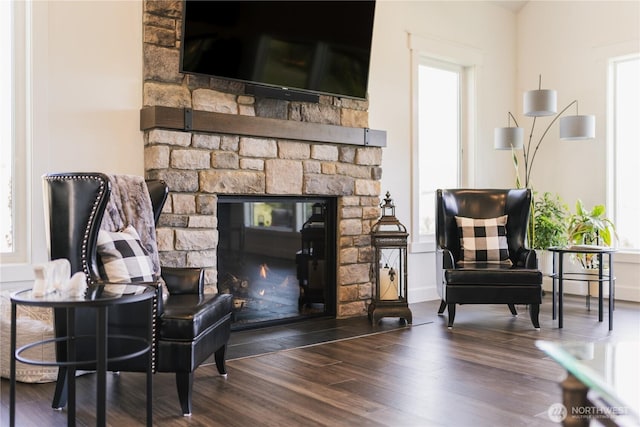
141;1;384;318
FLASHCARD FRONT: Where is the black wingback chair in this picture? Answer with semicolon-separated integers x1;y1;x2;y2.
43;172;233;416
435;189;542;329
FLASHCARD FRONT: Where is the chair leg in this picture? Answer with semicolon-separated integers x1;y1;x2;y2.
214;345;227;376
447;304;456;328
175;372;193;416
51;368;68;409
530;304;541;330
508;304;518;316
437;300;447;315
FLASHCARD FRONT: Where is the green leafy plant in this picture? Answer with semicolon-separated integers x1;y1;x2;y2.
567;200;616;268
567;200;615;246
532;192;569;250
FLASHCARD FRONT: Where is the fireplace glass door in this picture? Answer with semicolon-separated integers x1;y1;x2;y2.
217;196;336;329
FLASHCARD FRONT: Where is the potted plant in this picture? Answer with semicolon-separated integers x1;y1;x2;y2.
567;200;616;266
531;192;569;274
564;200;616;298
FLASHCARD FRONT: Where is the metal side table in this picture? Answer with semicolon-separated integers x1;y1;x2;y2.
10;283;155;427
548;246;616;330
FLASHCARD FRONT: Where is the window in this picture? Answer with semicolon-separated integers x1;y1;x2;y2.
1;1;14;254
416;60;462;239
408;33;479;252
1;1;28;264
609;55;640;250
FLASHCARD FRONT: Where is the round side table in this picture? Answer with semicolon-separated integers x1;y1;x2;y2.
9;283;156;427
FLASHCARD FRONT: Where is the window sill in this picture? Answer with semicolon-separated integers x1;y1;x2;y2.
614;250;640;264
0;263;35;286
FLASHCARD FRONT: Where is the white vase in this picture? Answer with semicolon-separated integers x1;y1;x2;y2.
536;249;554;276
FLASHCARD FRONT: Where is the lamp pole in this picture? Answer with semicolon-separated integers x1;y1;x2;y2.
508;99;580;189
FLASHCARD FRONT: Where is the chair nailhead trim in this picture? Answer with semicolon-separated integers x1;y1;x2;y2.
45;174;107;283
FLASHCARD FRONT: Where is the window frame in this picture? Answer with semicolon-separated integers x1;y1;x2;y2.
607;54;640;252
0;0;50;288
414;58;463;244
408;33;481;253
1;0;29;265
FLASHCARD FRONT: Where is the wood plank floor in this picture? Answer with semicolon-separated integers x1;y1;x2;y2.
2;295;639;426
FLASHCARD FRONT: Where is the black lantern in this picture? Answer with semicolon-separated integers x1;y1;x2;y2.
368;192;412;325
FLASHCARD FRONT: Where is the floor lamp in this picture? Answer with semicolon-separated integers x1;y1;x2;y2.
494;75;596;245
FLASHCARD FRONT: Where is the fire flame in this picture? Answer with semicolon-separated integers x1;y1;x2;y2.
259;263;268;279
258;264;268;296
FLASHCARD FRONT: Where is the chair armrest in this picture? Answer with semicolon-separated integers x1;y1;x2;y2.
92;278;164;315
435;247;455;300
161;267;204;295
516;248;538;269
438;248;456;269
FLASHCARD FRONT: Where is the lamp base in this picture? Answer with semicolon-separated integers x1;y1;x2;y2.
368;300;412;326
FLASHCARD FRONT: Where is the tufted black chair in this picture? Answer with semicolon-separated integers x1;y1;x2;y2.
435;189;542;329
43;172;233;416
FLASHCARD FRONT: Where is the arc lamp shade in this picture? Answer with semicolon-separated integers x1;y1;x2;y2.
494;127;524;150
524;89;558;117
559;115;596;140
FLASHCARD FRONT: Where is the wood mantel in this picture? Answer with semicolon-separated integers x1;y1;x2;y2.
140;106;386;147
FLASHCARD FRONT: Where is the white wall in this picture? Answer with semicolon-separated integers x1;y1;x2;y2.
46;1;144;173
368;0;519;301
0;1;143;290
517;1;639;206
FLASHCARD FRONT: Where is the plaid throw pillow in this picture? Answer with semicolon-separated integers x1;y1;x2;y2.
97;225;155;282
455;215;511;265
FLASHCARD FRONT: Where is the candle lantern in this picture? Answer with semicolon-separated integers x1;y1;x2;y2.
368;192;412;325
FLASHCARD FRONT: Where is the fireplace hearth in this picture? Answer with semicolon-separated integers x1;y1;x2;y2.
217;196;337;329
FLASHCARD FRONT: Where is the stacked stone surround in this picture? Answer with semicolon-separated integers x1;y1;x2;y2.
142;1;382;317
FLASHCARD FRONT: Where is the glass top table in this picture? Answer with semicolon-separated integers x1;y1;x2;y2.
9;283;156;427
536;340;640;426
10;283;153;306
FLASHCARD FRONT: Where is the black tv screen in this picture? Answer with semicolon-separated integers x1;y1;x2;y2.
180;1;376;100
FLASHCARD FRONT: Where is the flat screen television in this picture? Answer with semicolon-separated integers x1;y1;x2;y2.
180;1;376;100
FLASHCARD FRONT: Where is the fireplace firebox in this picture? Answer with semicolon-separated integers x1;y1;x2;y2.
217;196;337;329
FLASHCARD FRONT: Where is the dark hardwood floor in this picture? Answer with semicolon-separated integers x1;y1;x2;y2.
2;294;638;426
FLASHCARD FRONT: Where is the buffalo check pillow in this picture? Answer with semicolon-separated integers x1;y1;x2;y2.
97;225;155;282
455;215;512;265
